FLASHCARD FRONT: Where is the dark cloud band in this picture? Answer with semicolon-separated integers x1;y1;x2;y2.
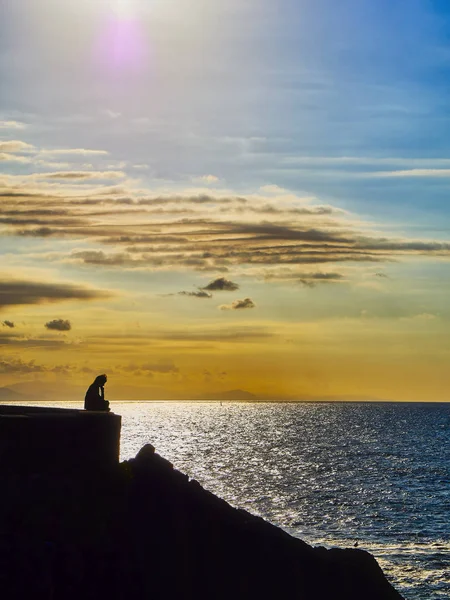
0;279;111;308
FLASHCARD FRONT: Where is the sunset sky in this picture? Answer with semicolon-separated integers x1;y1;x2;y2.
2;0;450;401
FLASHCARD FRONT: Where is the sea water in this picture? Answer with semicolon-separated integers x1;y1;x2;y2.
117;401;449;600
12;400;450;598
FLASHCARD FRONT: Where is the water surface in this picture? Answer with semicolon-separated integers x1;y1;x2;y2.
13;400;450;599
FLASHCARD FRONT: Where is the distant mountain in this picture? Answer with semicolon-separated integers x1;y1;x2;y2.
195;389;257;401
304;395;391;402
0;387;27;402
7;380;86;402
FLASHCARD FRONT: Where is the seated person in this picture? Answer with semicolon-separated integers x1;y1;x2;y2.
84;374;110;411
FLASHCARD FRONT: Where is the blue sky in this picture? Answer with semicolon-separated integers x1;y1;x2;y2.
3;0;450;226
2;0;450;400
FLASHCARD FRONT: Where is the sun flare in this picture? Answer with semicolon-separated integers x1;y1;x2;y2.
113;0;136;19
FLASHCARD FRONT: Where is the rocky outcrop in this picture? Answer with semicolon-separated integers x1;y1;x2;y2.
0;442;404;599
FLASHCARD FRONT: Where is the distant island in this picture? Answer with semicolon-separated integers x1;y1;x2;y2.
0;384;390;403
0;387;25;402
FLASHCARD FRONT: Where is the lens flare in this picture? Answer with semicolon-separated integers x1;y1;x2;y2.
113;0;135;18
97;0;147;72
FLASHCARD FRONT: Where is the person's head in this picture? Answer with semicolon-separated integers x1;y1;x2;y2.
94;374;107;386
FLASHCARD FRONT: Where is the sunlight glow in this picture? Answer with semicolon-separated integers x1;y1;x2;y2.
113;0;136;19
96;1;148;72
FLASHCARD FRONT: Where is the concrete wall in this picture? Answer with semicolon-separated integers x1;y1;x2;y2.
0;406;121;474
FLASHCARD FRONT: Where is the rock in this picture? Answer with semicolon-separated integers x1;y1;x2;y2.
0;443;405;599
135;443;155;460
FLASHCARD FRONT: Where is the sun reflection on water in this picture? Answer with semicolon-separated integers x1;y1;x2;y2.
9;400;450;599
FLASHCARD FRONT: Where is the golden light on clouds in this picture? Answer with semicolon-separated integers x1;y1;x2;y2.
1;71;450;402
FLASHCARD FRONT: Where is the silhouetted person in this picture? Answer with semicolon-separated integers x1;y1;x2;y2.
84;374;110;411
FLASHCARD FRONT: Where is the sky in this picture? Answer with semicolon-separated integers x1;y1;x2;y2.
1;0;450;401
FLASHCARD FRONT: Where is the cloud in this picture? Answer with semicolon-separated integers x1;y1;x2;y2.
17;227;58;237
220;298;256;310
191;175;220;184
0;279;111;308
0;120;27;130
102;109;121;119
71;250;132;266
374;169;450;178
0;140;34;153
282;156;450;168
39;148;109;156
157;327;272;342
137;362;179;374
38;171;125;181
137;194;247;206
0;357;72;373
230;204;339;216
2;320;14;328
178;290;213;298
0;216;87;226
0;358;45;374
3;182;450;275
0;153;33;164
35;160;72;169
0;208;71;217
71;250;222;271
202;277;240;291
259;268;345;284
299;272;345;287
45;319;72;331
0;334;67;348
411;313;437;320
260;184;290;194
119;361;179;376
141;362;178;373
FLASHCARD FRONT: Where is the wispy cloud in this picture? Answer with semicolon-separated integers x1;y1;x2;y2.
0;153;33;164
219;298;256;310
0;358;46;373
282;156;450;168
191;174;220;184
0;140;34;153
2;143;450;284
178;290;213;298
37;171;125;181
259;268;345;285
0;357;72;373
299;272;345;287
373;169;450;178
0;120;27;130
3;181;450;274
0;278;112;308
39;148;110;156
119;361;179;375
155;326;270;342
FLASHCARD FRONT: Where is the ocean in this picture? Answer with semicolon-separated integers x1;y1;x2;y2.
11;400;450;598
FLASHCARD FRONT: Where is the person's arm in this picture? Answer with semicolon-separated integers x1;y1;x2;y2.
100;386;105;400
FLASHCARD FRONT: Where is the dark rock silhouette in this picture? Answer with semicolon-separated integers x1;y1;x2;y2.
0;410;404;600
